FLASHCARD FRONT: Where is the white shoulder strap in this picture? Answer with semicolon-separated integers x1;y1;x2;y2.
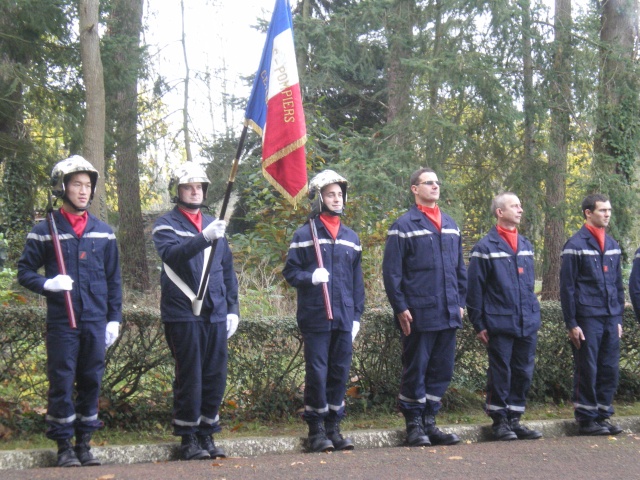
163;246;211;315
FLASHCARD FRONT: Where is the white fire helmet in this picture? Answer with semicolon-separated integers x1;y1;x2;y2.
168;162;210;204
308;169;348;216
50;155;99;200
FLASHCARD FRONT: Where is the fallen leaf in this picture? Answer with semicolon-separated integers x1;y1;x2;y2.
97;475;115;480
320;461;327;464
211;462;224;467
291;461;304;466
448;456;463;460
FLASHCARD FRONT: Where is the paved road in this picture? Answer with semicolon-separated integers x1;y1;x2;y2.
4;434;640;480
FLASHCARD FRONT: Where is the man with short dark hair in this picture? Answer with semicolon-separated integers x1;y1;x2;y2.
382;167;466;447
467;192;542;441
560;193;623;436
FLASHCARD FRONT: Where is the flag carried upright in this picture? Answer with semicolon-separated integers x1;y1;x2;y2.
245;0;308;206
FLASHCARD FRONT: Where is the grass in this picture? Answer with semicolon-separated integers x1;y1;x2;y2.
4;401;640;451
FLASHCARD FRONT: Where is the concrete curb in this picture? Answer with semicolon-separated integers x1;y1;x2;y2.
2;416;640;470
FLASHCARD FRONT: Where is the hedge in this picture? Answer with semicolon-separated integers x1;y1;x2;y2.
2;302;640;432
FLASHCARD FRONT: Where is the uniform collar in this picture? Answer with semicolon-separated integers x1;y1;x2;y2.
409;204;443;232
487;225;518;253
579;224;605;251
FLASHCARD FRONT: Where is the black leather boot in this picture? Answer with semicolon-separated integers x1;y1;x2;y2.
75;433;101;466
423;414;460;445
492;416;517;441
56;438;81;467
324;417;354;450
509;416;542;440
307;419;334;452
405;415;431;447
596;418;623;435
197;433;227;458
180;434;211;460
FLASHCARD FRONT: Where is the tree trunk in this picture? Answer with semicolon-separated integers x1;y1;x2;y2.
108;0;150;291
79;0;107;221
592;0;639;241
541;0;571;301
386;0;414;127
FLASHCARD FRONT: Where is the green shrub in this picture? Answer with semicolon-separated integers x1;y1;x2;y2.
2;302;640;436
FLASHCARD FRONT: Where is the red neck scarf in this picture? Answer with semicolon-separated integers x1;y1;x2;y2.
319;213;341;240
60;208;88;237
417;204;441;231
497;225;518;253
179;207;203;232
585;223;605;252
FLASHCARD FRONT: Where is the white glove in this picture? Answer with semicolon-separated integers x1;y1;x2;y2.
43;274;74;292
352;321;360;342
105;321;120;348
202;219;226;242
227;314;239;339
311;268;329;285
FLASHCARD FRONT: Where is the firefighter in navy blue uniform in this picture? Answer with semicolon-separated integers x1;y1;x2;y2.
17;156;122;468
560;193;624;436
629;247;640;322
382;167;466;447
466;193;542;441
283;170;365;453
152;162;239;461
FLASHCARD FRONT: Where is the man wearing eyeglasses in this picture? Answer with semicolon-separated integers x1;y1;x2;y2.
382;167;467;447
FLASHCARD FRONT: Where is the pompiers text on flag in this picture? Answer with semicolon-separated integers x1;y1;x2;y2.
244;0;308;206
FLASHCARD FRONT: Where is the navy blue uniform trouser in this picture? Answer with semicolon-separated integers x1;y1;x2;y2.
398;328;457;417
164;321;227;436
485;332;537;419
571;316;620;422
302;330;352;422
45;321;106;440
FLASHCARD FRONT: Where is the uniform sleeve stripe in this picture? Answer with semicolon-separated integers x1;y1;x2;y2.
26;232;75;242
152;225;195;237
85;232;116;240
470;251;511;259
388;228;460;238
288;238;362;252
517;250;534;256
562;248;621;257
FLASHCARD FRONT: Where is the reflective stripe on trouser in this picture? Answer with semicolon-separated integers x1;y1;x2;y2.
45;321;106;440
485;332;537;419
398;328;456;417
572;316;619;422
165;321;227;435
302;330;353;421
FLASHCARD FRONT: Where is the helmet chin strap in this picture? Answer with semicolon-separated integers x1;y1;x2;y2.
321;203;343;216
63;195;91;213
177;199;209;210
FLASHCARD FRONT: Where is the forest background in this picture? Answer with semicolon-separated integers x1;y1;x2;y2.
1;0;640;446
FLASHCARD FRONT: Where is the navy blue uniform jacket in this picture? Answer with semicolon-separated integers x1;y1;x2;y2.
18;209;122;324
560;225;624;329
466;226;540;337
382;205;467;332
283;216;365;333
629;247;640;322
153;207;239;323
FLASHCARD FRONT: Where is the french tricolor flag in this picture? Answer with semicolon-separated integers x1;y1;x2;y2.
244;0;308;206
